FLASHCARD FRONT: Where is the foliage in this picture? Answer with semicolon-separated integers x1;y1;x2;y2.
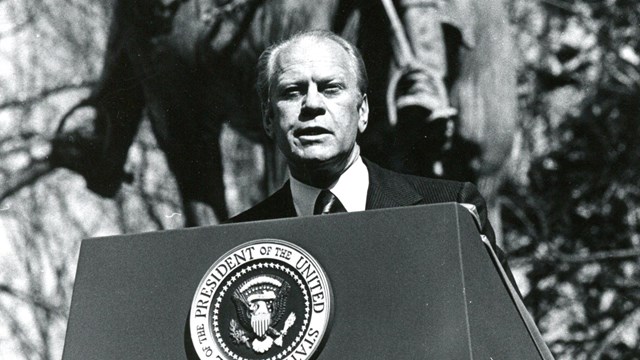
0;1;267;358
505;0;640;358
0;2;183;359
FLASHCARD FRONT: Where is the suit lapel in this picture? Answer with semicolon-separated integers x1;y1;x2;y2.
271;181;297;218
364;159;425;210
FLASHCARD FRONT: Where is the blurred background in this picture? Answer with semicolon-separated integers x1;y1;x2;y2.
1;0;639;359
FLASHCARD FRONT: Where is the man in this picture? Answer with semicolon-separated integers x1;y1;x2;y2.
228;30;505;268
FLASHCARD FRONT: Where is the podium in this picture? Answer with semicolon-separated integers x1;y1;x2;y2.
62;203;552;359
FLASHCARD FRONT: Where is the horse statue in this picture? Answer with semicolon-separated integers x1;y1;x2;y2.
14;0;516;228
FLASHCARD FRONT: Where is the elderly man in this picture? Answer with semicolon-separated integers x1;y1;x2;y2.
229;29;502;253
228;30;516;278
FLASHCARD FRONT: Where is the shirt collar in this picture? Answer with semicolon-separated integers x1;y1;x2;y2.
289;156;369;216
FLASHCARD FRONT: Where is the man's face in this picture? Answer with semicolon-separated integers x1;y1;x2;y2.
264;38;368;173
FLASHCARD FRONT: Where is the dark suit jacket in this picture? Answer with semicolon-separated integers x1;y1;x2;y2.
228;159;518;282
230;158;495;239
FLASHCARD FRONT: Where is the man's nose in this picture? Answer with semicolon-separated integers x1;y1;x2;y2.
301;85;326;117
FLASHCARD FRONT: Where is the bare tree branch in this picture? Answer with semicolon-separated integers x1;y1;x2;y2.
511;247;640;267
0;284;65;319
538;0;578;13
0;305;41;359
590;308;640;359
0;132;41;148
0;159;53;202
555;248;640;263
0;82;96;111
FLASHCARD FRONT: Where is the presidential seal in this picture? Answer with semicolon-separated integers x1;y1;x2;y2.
190;239;332;360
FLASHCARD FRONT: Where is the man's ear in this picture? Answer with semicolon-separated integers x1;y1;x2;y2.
358;94;369;133
262;101;273;139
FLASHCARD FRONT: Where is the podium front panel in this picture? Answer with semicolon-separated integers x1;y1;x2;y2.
63;203;543;359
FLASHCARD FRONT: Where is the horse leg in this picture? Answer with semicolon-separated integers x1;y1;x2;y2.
50;8;145;198
145;97;228;227
87;58;145;197
354;0;395;168
179;131;228;227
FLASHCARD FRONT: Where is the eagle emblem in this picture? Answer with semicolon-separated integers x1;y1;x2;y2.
190;240;331;360
229;274;296;353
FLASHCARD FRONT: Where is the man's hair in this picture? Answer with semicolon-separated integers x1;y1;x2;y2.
256;30;368;114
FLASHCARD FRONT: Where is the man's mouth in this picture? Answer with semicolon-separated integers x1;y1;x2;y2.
294;126;331;138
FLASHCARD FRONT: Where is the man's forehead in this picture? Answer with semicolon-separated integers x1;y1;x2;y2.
280;37;347;57
273;38;352;78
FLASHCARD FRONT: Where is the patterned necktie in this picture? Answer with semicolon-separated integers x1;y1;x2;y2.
313;190;346;215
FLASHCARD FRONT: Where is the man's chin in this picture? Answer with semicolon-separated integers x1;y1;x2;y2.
294;156;335;169
290;148;337;164
287;148;356;187
293;153;350;173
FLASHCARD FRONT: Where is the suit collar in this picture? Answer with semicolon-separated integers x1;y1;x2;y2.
275;159;425;214
363;158;425;209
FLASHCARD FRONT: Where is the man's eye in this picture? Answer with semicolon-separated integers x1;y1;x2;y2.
282;87;302;97
322;84;342;95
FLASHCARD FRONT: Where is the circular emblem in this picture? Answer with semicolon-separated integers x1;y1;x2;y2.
190;239;332;360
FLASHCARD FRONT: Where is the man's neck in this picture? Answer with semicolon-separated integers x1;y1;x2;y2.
289;146;361;188
289;155;369;216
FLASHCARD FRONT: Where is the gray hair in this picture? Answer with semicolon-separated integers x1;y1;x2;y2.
256;30;368;114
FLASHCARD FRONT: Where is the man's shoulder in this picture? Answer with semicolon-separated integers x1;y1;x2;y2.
398;170;465;190
365;159;469;203
226;184;295;224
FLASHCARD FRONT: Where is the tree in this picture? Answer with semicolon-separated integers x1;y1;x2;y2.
0;2;183;359
505;0;640;358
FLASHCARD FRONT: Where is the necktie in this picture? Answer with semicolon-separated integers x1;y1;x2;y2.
313;190;346;215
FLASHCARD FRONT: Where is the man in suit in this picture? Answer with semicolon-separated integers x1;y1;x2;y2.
228;30;507;270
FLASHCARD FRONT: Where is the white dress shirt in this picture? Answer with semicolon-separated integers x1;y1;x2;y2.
289;156;370;216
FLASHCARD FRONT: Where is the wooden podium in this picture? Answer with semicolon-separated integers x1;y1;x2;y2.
62;203;553;359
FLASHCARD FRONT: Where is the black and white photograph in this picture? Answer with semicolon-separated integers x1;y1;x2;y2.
1;0;639;359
